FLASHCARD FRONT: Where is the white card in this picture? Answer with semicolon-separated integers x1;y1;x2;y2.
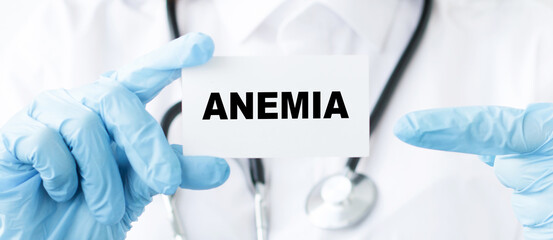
181;56;369;158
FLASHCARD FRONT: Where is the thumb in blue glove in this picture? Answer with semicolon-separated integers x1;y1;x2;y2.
394;103;553;240
0;32;230;239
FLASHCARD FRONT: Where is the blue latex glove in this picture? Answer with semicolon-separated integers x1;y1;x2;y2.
394;103;553;240
0;32;230;239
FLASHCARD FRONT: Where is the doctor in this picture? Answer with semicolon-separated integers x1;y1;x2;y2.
1;0;553;239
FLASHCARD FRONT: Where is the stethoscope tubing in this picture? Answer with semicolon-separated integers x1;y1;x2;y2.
347;0;433;171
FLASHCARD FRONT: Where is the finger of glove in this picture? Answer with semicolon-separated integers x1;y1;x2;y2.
509;167;553;228
0;111;77;202
479;155;496;166
171;145;230;190
29;90;125;224
69;81;181;195
493;153;553;189
120;169;154;231
120;169;155;230
394;104;553;156
523;223;553;240
112;144;155;229
110;32;214;104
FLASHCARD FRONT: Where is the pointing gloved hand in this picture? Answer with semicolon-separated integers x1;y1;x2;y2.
394;103;553;240
0;32;230;239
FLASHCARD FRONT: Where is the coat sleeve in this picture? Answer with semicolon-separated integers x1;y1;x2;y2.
0;0;43;125
532;1;553;103
0;0;173;126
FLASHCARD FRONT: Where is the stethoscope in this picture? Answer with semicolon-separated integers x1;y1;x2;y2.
160;0;432;239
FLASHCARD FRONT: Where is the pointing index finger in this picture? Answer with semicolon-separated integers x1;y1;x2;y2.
393;104;553;156
112;32;215;103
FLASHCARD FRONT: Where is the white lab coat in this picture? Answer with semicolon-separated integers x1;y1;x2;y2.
2;0;553;239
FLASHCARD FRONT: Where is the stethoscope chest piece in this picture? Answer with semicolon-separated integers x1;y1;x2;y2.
305;170;377;229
